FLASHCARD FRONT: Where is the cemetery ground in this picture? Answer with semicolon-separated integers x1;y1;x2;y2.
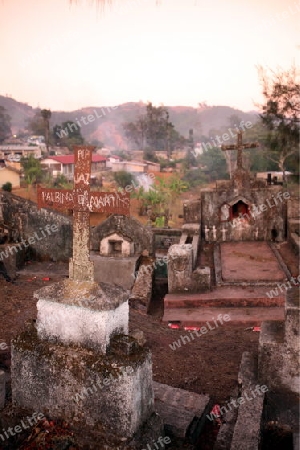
0;240;298;449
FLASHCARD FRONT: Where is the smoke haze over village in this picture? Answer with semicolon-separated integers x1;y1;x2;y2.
0;0;299;112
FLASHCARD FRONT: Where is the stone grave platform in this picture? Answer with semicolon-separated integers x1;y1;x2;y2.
219;242;287;283
163;240;289;326
164;286;285;309
163;285;285;326
163;306;284;327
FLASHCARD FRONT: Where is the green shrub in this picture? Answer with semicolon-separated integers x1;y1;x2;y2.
2;182;12;192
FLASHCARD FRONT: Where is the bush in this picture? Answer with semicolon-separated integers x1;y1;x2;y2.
114;171;135;189
2;182;12;192
183;169;207;187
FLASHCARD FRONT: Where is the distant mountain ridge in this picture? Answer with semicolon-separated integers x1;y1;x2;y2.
0;95;259;149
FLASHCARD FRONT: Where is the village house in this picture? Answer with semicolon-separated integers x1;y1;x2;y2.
0;145;42;160
0;160;21;188
41;154;107;181
105;154;121;168
108;159;147;174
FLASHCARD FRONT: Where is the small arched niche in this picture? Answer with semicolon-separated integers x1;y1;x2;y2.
227;196;251;221
231;200;249;220
100;232;134;257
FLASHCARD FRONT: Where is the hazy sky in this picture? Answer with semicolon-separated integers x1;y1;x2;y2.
0;0;299;112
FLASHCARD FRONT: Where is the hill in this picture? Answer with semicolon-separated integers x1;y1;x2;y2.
0;95;259;149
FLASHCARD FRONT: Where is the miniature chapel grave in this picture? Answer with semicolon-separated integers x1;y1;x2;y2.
11;146;159;447
163;132;292;326
90;213;154;291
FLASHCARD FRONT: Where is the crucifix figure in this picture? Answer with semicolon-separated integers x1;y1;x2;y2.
37;146;130;282
221;132;259;170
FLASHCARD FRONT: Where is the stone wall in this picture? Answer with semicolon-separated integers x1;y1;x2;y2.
152;228;181;253
286;197;300;254
258;287;300;394
183;199;201;224
287;196;300;220
1;192;72;261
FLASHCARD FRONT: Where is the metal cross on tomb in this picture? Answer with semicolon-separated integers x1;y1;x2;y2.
37;146;130;282
221;132;259;169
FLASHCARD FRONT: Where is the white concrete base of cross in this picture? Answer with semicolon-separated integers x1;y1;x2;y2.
34;279;129;354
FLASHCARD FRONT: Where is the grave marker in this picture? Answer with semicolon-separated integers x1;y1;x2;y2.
221;131;259;170
37;146;130;282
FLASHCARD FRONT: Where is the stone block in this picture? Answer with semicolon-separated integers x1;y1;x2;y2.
91;253;138;290
294;433;299;450
0;244;19;280
153;382;210;440
258;321;300;394
168;244;193;293
11;326;154;438
130;261;154;312
285;287;300;349
230;352;265;450
0;370;5;409
130;329;146;347
193;267;211;291
35;280;129;353
183;199;201;224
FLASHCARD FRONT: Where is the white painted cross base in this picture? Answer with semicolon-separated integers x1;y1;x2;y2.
35;279;129;354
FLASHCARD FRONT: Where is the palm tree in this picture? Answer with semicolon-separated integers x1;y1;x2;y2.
40;109;51;152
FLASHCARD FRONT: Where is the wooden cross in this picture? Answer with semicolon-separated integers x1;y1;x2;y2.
221;132;259;170
37;146;130;282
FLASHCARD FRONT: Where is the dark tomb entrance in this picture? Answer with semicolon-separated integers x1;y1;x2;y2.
230;200;249;220
108;239;123;255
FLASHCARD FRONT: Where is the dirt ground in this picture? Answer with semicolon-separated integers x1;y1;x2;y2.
1;261;260;403
0;240;298;449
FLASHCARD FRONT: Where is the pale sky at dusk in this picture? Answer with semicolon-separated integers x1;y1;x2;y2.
0;0;299;112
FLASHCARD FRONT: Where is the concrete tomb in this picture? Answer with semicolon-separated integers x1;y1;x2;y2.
90;214;154;291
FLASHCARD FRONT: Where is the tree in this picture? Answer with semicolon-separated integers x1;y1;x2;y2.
41;109;51;151
21;155;44;188
257;65;300;181
123;102;185;156
198;147;228;181
53;121;84;150
123;116;147;150
0;106;12;143
53;173;70;189
27;109;46;137
168;176;189;197
183;168;207;187
113;171;135;189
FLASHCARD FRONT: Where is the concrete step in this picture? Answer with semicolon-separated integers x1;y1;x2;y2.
153;381;210;440
165;286;285;309
162;306;285;327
